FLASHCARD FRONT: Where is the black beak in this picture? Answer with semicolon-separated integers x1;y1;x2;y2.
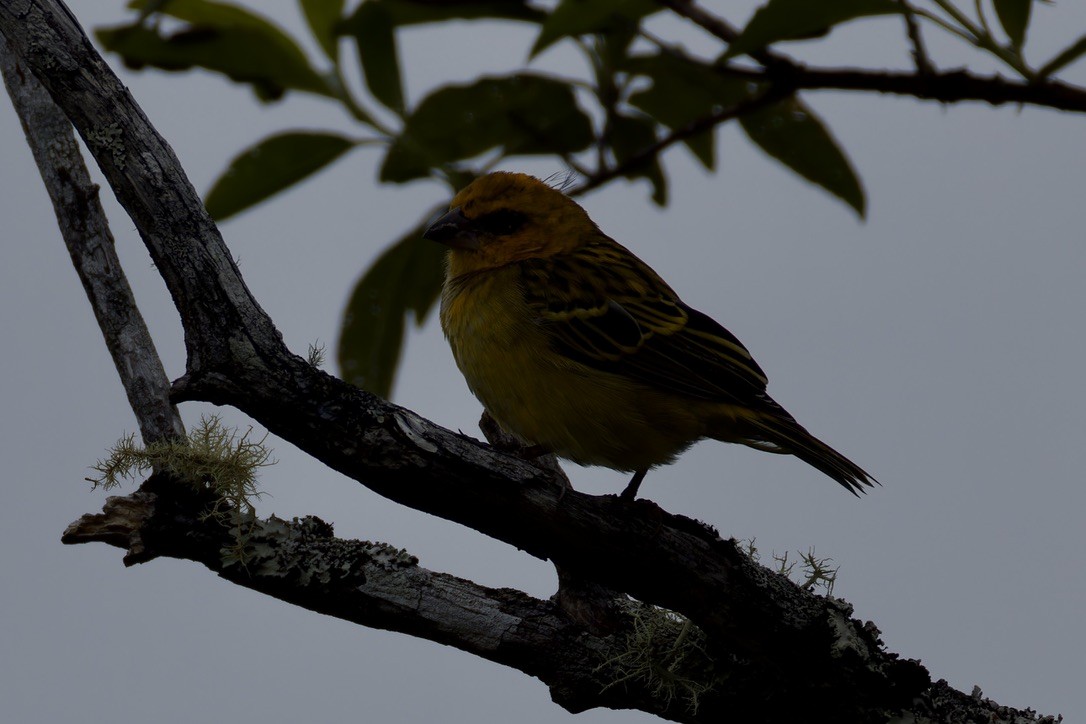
423;207;478;249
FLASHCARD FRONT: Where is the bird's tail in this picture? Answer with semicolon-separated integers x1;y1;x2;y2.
719;406;877;495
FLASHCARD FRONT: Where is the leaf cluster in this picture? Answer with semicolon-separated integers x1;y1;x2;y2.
94;0;1086;398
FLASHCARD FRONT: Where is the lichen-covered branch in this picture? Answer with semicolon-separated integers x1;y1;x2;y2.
52;480;784;723
0;0;279;373
0;29;182;445
0;2;1061;721
58;476;1057;723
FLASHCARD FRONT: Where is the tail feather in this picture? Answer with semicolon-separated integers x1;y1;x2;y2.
739;410;877;495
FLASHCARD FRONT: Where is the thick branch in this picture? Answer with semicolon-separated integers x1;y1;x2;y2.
60;481;1057;724
53;481;831;723
0;31;182;444
59;484;680;719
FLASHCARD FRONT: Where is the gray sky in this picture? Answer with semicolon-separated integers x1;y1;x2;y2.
2;3;1084;722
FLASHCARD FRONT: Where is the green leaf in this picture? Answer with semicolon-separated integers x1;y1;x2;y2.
626;53;753;169
609;114;666;205
530;0;660;58
337;214;447;397
739;97;865;218
1037;32;1086;78
723;0;901;60
992;0;1031;49
300;0;345;58
341;0;544;28
99;1;332;100
204;132;355;221
380;74;593;183
349;2;405;114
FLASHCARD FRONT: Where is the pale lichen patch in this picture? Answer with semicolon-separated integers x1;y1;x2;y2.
393;410;439;454
227;515;417;589
86;122;125;169
826;598;871;661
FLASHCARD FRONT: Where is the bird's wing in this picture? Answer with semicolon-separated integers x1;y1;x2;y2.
518;239;769;403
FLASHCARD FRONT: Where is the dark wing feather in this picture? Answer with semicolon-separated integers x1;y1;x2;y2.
519;239;769;404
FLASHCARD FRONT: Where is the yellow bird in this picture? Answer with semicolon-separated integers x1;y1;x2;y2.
425;171;875;499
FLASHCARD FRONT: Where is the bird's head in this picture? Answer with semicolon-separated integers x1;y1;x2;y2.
424;172;597;276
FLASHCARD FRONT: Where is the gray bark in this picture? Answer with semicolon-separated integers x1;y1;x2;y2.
0;29;182;445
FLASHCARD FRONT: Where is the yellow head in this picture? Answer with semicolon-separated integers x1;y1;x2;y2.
423;172;598;276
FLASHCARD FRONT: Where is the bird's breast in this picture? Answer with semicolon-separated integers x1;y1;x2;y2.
439;266;708;472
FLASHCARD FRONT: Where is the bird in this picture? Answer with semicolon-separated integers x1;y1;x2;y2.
424;171;875;499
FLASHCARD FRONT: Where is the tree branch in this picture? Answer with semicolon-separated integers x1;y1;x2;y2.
0;1;280;374
0;1;1061;721
896;0;936;76
657;0;792;71
659;0;1086;113
571;85;792;197
572;63;1086;203
59;481;684;720
0;29;182;445
724;64;1086;112
657;0;739;43
58;476;1057;723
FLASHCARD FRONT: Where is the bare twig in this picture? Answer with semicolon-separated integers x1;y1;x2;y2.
897;0;935;75
658;0;792;70
571;85;791;197
657;0;738;43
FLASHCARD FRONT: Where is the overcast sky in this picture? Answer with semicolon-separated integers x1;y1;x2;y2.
2;2;1084;722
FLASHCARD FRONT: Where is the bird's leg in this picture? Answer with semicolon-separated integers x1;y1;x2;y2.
516;444;550;460
480;411;549;458
620;469;648;500
479;410;572;494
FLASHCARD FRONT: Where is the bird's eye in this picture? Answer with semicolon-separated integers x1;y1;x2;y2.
472;209;528;236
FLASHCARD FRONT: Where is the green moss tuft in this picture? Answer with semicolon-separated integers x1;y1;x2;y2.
597;601;717;713
88;415;275;563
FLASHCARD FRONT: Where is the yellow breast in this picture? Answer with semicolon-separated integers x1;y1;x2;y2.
440;265;708;472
